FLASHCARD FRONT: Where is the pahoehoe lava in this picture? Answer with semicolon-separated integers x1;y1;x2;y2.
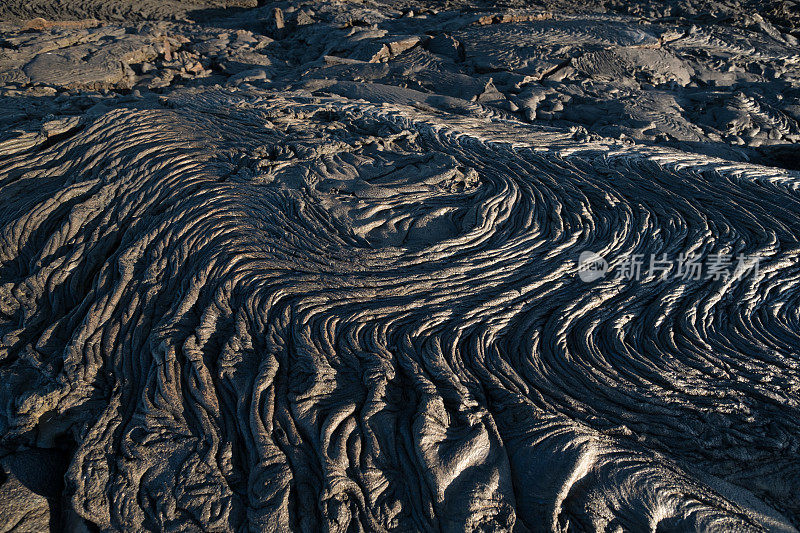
2;0;800;528
1;86;799;531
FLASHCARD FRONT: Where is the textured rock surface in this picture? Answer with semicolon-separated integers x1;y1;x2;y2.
1;0;800;531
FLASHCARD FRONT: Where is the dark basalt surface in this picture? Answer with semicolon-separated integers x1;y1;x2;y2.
1;1;799;531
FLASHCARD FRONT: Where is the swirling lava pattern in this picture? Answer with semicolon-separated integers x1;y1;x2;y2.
1;89;799;532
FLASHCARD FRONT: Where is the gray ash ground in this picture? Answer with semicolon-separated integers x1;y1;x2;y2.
1;1;800;531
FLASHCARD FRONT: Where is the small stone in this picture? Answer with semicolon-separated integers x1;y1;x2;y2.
235;30;258;45
185;61;204;75
387;36;420;57
271;8;286;39
295;10;314;26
